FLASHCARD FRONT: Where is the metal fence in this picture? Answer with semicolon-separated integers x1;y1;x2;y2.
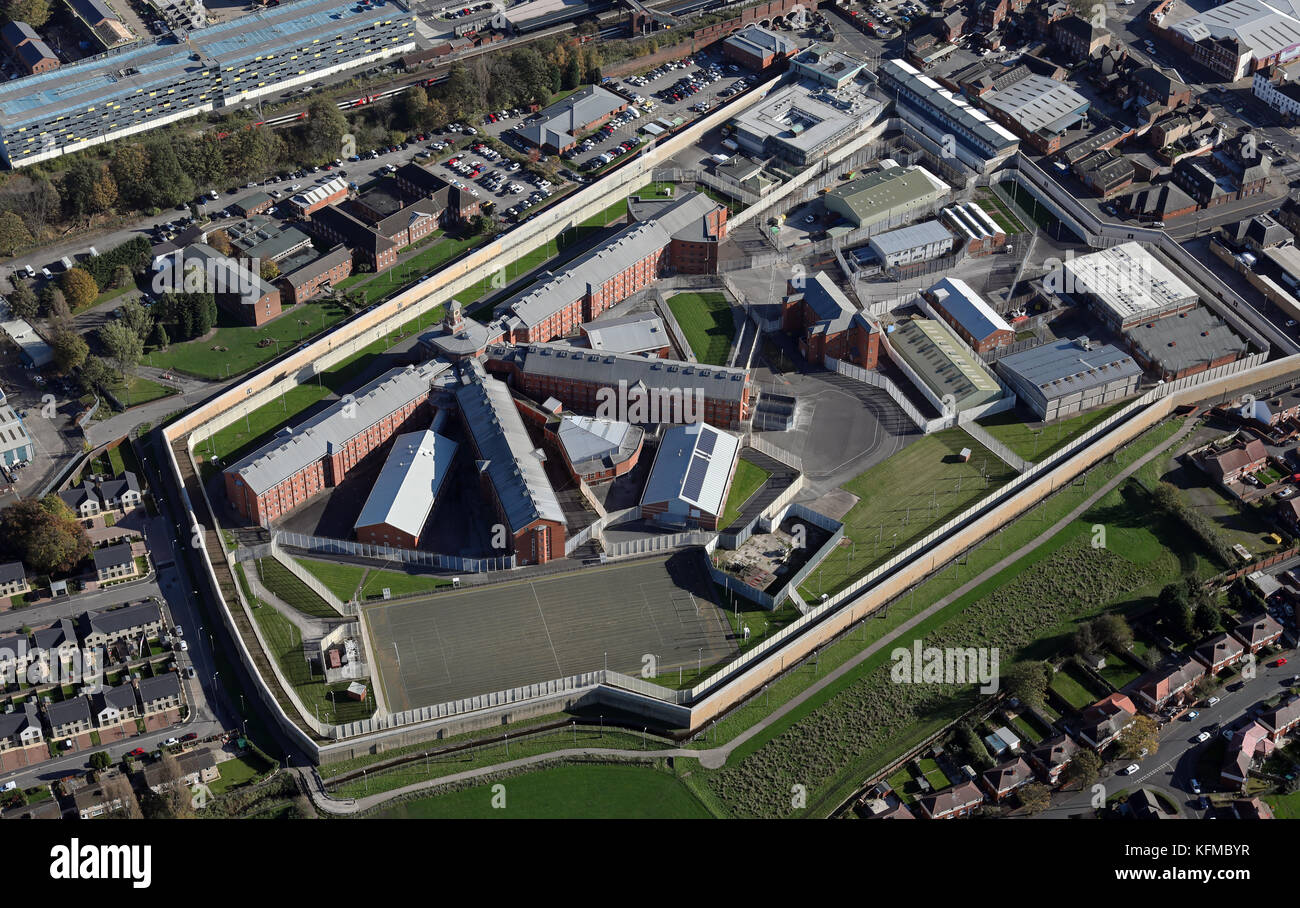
267;535;355;615
827;356;943;433
274;531;517;573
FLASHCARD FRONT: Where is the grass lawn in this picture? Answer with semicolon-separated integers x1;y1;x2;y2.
295;558;367;601
796;429;1018;601
1009;713;1045;744
257;558;341;618
978;402;1127;463
78;283;135;316
637;181;677;200
373;763;713;819
111;374;177;409
353;231;481;305
249;603;374;726
359;568;452;600
1098;656;1142;690
720;459;771;529
996;181;1060;231
665;291;735;365
147;299;349;380
974;192;1028;234
1050;666;1107;711
208;751;274;795
455;234;566;307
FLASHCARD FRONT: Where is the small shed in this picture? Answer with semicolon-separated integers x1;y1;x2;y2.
345;681;368;702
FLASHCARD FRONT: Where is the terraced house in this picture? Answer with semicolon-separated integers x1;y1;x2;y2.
0;0;416;167
79;601;163;649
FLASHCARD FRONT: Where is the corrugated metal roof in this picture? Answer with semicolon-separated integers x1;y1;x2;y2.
926;276;1011;343
353;429;458;539
996;338;1141;398
869;219;953;256
581;313;667;354
501;343;751;403
557;414;635;466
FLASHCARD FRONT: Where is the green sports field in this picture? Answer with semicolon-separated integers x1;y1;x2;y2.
666;291;736;365
375;764;713;819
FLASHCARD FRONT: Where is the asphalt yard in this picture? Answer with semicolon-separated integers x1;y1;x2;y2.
363;552;735;711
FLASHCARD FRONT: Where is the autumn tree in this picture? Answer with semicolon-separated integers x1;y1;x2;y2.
97;320;143;379
1018;782;1051;815
0;210;32;255
50;329;88;373
102;773;142;819
60;267;98;312
0;496;91;575
1116;715;1159;761
260;259;280;281
5;0;52;28
1002;661;1051;711
1063;749;1103;790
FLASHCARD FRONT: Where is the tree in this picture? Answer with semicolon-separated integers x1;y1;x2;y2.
111;263;135;290
1063;749;1103;789
118;299;152;343
110;144;151;209
956;720;993;770
1158;581;1195;641
88;166;118;215
0;496;91;575
151;323;170;350
423;97;448;132
98;321;143;379
140;142;194;209
51;330;88;373
1018;782;1051;815
45;288;71;328
79;355;115;394
1070;622;1099;658
5;0;52;27
60;267;98;312
0;210;32;255
89;751;112;770
1116;715;1159;761
101;772;142;819
562;55;581;90
1193;675;1222;700
155;751;194;819
1093;613;1133;653
206;229;233;256
260;259;280;282
1193;600;1223;636
7;279;37;321
302;98;349;162
1003;661;1051;711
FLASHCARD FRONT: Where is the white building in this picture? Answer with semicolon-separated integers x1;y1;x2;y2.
1254;70;1300;117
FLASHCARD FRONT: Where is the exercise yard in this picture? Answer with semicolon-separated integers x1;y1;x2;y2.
363;552;735;712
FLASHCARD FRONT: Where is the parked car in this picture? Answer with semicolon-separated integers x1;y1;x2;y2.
1207;696;1221;706
163;737;179;747
1196;732;1212;743
1185;710;1200;720
1123;763;1141;775
1190;777;1202;793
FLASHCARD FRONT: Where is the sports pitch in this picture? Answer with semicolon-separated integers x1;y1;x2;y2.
363;553;736;711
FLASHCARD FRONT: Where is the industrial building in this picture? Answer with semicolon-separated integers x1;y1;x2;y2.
980;75;1090;154
864;220;954;271
0;0;416;167
995;337;1142;420
0;391;32;467
887;317;1003;414
494;192;726;343
353;430;459;549
923;277;1015;353
779;271;880;366
516;85;628;154
487;343;754;429
728;80;884;166
640;422;741;530
454;363;566;565
722;25;799;71
1161;0;1300;82
223;362;449;525
1125;307;1249;380
941;203;1007;255
877;58;1021;173
1060;242;1199;332
789;43;868;88
822;165;950;230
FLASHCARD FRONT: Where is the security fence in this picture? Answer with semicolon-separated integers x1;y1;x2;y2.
274;531;517;573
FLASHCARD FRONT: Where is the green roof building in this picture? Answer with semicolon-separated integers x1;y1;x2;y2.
823;165;950;229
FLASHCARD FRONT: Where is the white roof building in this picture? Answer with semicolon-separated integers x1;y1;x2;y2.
353;430;458;541
1059;242;1198;330
640;422;741;523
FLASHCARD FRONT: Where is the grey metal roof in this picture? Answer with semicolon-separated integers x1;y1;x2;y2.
353;430;458;539
556;415;640;472
926;277;1011;343
725;25;799;58
235;191;273;213
888;318;1002;409
996;338;1141;399
581;313;667;354
15;39;56;68
795;272;857;335
824;165;949;226
1;21;40;46
228;362;449;497
82;601;161;637
869;219;953;256
1062;243;1197;324
640;422;740;517
983;74;1089;135
137;671;181;704
501;343;751;403
1126;307;1249;374
45;695;92;729
455;364;566;532
92;541;133;571
518;85;625;149
880;58;1020;152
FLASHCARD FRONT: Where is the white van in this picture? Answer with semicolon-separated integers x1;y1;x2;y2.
629;107;642;118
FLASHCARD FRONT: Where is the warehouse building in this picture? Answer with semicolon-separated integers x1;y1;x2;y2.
866;220;954;271
981;74;1090;154
353;430;458;549
728;80;884;166
923;277;1015;353
640;422;741;530
1125;307;1249;380
454;363;566;564
723;25;799;71
823;165;951;230
0;393;32;466
878;58;1021;173
0;316;51;367
487;343;754;429
496;192;726;343
0;0;416;167
224;362;449;525
996;337;1142;420
1059;242;1198;332
1162;0;1300;82
887;317;1003;414
516;84;628;153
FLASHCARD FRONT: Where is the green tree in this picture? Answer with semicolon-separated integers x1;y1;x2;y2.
79;355;115;394
1063;749;1103;789
260;259;280;282
5;0;53;27
1158;581;1195;641
89;751;112;770
140;142;194;209
1093;613;1134;652
151;322;169;350
60;267;98;312
97;320;143;379
1018;782;1051;815
40;285;70;327
7;278;37;321
0;496;91;575
1003;661;1051;711
50;330;88;373
118;299;152;342
0;210;32;255
1193;600;1223;636
302;98;349;162
111;263;135;290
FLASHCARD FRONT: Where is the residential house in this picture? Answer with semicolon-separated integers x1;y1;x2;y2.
93;542;138;583
91;684;139;729
32;617;80;666
0;561;28;599
44;695;94;743
917;780;985;818
1124;787;1176;819
138;748;220;793
981;756;1034;801
1194;633;1246;674
97;472;141;511
1221;721;1273;790
137;672;183;719
58;482;101;518
1233;614;1284;654
0;632;32;684
1202;438;1268;484
79;601;164;649
1028;733;1078;785
1260;698;1300;741
72;782;125;819
1077;693;1137;751
0;702;44;769
1133;656;1206;711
